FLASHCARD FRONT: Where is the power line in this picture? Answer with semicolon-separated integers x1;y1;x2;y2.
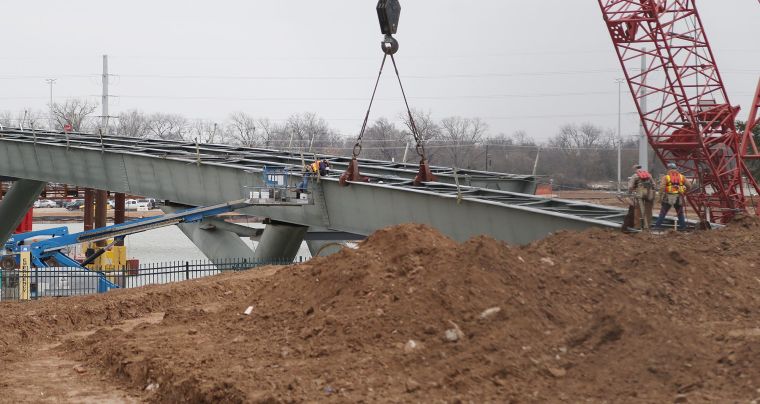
111;69;620;81
108;91;620;102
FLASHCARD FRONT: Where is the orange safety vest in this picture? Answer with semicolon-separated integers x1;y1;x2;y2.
636;169;651;181
311;161;320;173
664;170;686;194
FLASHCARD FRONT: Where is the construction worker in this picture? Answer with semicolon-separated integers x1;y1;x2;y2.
311;159;330;177
627;164;655;229
297;162;316;199
654;162;689;230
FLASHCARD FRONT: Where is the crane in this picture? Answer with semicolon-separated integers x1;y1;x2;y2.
597;0;760;225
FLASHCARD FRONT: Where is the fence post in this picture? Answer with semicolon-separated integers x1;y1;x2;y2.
185;261;190;280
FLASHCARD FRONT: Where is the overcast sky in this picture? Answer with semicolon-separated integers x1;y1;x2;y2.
0;1;757;142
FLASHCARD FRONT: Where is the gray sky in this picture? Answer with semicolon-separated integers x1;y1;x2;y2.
0;0;757;141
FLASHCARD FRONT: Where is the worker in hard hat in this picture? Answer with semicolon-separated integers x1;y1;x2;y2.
654;162;690;230
297;162;316;199
311;159;331;177
627;164;655;230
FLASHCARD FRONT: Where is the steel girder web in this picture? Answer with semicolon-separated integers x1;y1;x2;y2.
597;0;760;224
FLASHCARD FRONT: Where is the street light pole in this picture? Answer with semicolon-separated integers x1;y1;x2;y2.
616;78;625;193
45;78;56;131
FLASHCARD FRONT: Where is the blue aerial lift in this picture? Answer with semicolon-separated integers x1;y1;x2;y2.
2;200;254;293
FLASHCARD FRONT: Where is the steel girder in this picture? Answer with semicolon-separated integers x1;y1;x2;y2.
0;131;662;245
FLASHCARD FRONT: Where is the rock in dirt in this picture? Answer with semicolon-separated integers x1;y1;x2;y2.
444;329;461;342
404;339;419;353
546;366;566;378
405;378;421;393
444;320;465;342
479;306;501;319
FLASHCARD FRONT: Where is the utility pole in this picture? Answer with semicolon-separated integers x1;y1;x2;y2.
639;48;649;171
101;55;109;136
616;78;624;193
484;144;489;171
45;78;56;131
96;55;114;255
532;147;541;176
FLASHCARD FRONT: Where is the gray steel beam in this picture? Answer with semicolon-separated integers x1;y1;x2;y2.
199;217;263;238
0;132;680;245
0;129;537;193
0;179;45;244
160;206;255;262
253;222;308;262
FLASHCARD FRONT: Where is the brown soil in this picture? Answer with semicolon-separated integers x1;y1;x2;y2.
3;220;760;402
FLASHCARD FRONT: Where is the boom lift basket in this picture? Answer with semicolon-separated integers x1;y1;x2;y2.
242;166;314;206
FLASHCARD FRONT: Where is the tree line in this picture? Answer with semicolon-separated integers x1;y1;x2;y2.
4;98;760;188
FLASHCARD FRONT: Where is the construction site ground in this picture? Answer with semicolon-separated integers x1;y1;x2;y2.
2;220;760;403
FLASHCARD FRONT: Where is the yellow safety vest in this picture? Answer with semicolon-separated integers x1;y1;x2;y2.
665;171;686;194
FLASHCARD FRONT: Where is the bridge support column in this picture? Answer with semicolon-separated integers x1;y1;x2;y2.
160;206;255;262
254;221;308;262
0;179;45;244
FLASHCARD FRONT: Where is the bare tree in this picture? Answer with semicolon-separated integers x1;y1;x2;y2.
146;113;188;140
439;116;488;168
283;112;339;153
257;118;280;148
0;111;13;128
51;98;98;132
226;112;258;146
549;123;611;152
509;130;536;146
115;109;150;138
401;109;441;162
191;120;222;144
544;122;618;187
362;117;408;161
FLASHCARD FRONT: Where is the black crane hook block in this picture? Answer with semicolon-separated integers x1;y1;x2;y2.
376;0;400;35
377;0;400;55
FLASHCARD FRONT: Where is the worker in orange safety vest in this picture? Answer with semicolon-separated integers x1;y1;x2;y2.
654;162;690;230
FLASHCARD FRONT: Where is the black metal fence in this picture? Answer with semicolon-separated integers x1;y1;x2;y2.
0;257;295;301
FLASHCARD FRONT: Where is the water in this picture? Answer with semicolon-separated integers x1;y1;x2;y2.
32;222;312;264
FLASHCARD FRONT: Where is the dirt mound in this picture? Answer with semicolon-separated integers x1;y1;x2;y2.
3;222;760;402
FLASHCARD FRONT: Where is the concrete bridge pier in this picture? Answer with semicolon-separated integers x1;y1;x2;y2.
0;179;45;244
307;240;347;257
253;220;308;262
161;205;256;262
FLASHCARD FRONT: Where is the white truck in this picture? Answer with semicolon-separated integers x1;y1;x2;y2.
125;199;150;211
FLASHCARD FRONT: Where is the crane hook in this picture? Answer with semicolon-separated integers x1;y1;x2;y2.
377;0;401;54
381;35;399;55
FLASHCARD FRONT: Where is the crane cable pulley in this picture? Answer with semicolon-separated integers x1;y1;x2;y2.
340;0;436;186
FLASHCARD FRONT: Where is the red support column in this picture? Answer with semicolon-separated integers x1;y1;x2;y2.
83;188;95;231
114;193;126;246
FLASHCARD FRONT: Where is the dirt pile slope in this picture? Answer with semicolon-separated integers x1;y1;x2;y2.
3;220;760;402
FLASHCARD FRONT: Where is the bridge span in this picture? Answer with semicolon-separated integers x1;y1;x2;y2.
0;129;644;260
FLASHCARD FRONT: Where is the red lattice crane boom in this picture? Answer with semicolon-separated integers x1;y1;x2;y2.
597;0;760;224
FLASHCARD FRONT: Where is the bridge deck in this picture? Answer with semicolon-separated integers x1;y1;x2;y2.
0;128;679;244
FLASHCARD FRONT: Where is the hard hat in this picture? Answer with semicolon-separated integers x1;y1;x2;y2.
667;162;677;169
